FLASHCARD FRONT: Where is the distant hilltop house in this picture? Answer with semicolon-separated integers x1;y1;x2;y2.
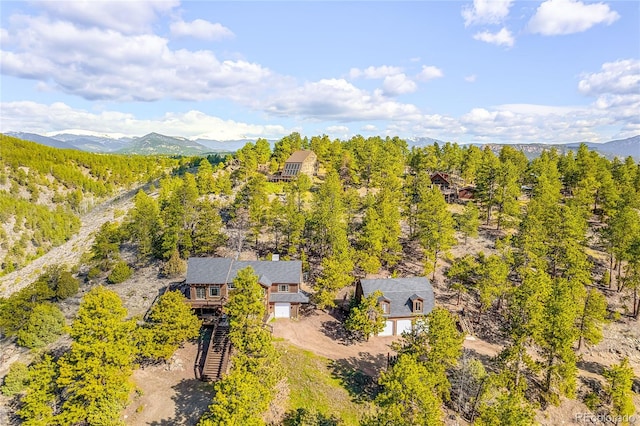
355;277;435;336
271;149;318;181
185;257;309;320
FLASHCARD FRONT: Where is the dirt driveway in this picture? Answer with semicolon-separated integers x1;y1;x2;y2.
272;309;399;376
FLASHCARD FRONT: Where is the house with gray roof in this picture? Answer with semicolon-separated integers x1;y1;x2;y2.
185;257;309;319
355;277;435;336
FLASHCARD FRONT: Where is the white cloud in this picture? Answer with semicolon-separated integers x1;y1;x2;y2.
473;27;514;47
382;74;417;96
578;59;640;96
0;101;289;140
264;78;422;122
0;15;275;102
170;19;234;41
349;65;403;79
416;65;444;81
361;124;378;132
578;59;640;132
465;74;477;83
462;0;513;26
528;0;619;36
325;125;350;138
35;0;179;34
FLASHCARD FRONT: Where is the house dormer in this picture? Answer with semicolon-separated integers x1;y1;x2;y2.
378;295;391;315
410;294;424;313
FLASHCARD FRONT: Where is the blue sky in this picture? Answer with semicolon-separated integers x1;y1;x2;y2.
1;0;638;144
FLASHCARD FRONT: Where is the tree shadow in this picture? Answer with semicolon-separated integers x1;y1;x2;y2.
329;351;387;403
463;347;500;374
147;378;214;426
319;320;357;346
280;408;340;426
577;359;605;376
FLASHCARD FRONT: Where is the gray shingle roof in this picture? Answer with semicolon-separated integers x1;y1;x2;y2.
186;258;302;285
360;277;434;318
269;292;310;303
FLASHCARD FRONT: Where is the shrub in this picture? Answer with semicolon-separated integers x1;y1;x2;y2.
16;303;66;349
107;261;133;284
55;270;79;299
87;266;101;280
1;361;29;396
161;250;186;278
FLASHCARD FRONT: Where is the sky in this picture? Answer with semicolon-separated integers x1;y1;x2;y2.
0;0;638;144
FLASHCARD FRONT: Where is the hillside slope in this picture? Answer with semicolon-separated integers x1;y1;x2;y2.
0;135;178;274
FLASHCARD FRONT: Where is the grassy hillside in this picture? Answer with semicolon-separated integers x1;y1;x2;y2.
0;135;180;274
276;341;373;424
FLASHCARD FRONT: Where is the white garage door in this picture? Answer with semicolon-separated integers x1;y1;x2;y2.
274;303;290;318
396;320;413;336
379;320;394;336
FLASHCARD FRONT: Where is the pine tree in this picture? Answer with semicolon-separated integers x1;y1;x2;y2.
196;158;216;195
376;177;403;268
192;201;227;256
475;147;500;225
126;191;162;261
369;354;443;426
358;204;385;274
477;254;511;312
494;160;521;230
17;355;58;425
458;202;480;244
476;379;535;426
537;278;580;403
416;181;456;280
603;358;635;422
56;287;137;425
314;250;354;309
576;287;609;350
345;290;385;341
138;290;201;361
199;369;268;426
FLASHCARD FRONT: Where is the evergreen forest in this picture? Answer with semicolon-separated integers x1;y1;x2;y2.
0;133;638;425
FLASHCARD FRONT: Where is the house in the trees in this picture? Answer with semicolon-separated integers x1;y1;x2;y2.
430;172;456;202
185;257;309;320
430;172;451;190
271;150;317;181
457;186;476;201
355;277;435;336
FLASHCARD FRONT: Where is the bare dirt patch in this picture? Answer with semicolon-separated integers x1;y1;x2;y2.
122;342;214;426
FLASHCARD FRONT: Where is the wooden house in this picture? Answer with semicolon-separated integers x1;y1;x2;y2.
185;257;309;320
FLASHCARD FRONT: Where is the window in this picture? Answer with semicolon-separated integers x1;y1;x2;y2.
414;301;423;312
209;286;220;297
195;287;205;300
279;284;289;293
381;302;389;314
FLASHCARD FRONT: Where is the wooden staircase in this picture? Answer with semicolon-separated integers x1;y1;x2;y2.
201;324;231;381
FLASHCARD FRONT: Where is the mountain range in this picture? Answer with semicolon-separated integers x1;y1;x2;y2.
3;131;638;160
